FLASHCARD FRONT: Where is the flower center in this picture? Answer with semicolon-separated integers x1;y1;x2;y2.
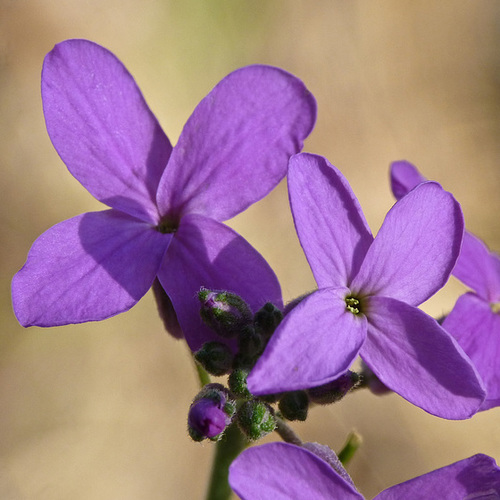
345;295;363;315
491;302;500;314
156;215;180;234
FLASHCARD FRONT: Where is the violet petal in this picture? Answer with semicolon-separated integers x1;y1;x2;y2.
12;210;171;327
157;214;282;352
248;287;366;395
390;160;426;200
288;153;373;289
229;442;363;500
443;292;500;411
453;232;500;302
42;39;171;224
375;454;500;500
156;65;316;221
351;182;463;307
361;295;485;419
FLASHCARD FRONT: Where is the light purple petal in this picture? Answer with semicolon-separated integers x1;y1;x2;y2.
42;39;171;224
453;232;500;302
375;454;500;500
229;442;363;500
443;293;500;411
288;153;373;289
12;210;171;327
390;160;426;200
156;65;316;221
351;182;464;306
157;214;282;352
361;296;485;419
248;287;366;395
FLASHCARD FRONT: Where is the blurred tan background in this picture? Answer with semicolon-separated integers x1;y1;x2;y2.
1;1;499;498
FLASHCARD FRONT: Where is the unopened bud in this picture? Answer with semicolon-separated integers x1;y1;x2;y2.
360;363;391;396
278;391;309;421
228;367;252;399
198;288;252;338
307;371;360;405
194;341;234;376
237;400;276;441
253;302;283;339
188;384;235;442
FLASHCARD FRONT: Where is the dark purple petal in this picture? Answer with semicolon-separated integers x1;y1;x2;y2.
12;210;171;327
248;287;366;395
375;454;500;500
42;39;171;224
229;442;363;500
351;182;464;306
453;232;500;302
288;153;373;289
156;65;316;221
443;293;500;411
361;296;485;419
390;160;426;200
157;214;282;352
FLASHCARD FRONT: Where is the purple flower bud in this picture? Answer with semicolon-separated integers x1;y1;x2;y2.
307;371;360;405
198;288;253;338
188;384;235;442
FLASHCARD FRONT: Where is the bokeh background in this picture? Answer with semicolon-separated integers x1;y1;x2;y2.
1;1;499;498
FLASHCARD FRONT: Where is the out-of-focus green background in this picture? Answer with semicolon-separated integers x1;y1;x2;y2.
1;1;499;498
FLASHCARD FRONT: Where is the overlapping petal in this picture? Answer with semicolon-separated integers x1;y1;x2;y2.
443;292;500;411
229;442;362;500
361;296;485;419
288;153;373;288
157;214;283;352
390;160;426;200
351;182;464;306
12;210;171;327
248;287;366;395
453;232;500;302
376;454;500;500
390;160;500;301
42;39;171;224
156;66;316;221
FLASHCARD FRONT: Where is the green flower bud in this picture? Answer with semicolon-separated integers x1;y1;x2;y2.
228;367;252;399
278;391;309;421
236;400;276;441
198;288;253;338
194;341;234;376
253;302;283;339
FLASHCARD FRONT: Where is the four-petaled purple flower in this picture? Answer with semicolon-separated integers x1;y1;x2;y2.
391;160;500;410
248;153;485;419
229;442;500;499
11;39;316;351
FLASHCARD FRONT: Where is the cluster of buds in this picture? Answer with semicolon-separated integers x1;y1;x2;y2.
187;289;369;444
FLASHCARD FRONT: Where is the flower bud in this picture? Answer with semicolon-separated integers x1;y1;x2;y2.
198;288;253;338
237;400;276;441
228;367;252;399
278;391;309;421
307;371;360;405
302;442;354;486
194;341;234;376
188;384;235;442
253;302;283;339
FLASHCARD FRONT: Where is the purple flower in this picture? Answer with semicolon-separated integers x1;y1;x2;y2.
11;39;316;351
391;160;500;410
229;441;500;499
248;153;485;419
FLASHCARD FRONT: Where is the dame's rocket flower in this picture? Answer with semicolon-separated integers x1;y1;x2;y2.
11;39;316;351
229;441;500;499
391;160;500;410
248;153;485;419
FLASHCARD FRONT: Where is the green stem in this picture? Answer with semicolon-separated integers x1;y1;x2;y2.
205;424;248;500
195;361;211;388
338;431;362;466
